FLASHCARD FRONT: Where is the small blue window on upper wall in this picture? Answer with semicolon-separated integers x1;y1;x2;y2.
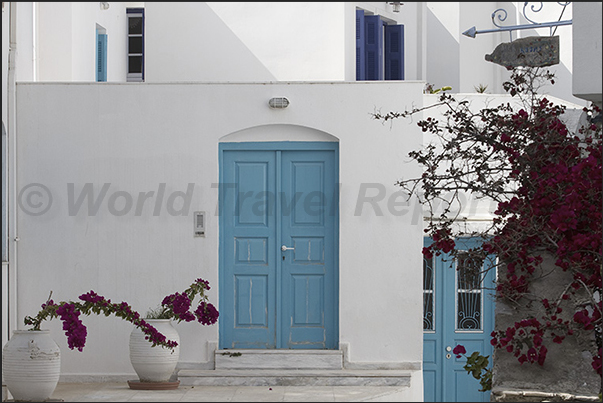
356;9;404;81
96;30;107;82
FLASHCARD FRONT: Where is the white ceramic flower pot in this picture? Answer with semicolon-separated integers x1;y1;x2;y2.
129;319;180;383
2;330;61;402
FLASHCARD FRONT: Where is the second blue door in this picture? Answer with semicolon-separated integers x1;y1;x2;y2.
423;237;496;402
220;142;339;349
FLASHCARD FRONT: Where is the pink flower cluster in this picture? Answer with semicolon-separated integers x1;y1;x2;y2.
195;302;219;326
55;303;87;352
452;344;466;358
422;227;456;259
159;278;219;326
78;290;178;349
487;100;602;371
416;69;601;376
162;292;196;322
23;278;219;352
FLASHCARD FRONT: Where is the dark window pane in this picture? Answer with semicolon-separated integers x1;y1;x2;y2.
423;255;434;331
457;293;481;330
423;293;434;330
129;56;142;74
423;257;433;291
129;37;143;54
457;252;482;290
129;17;143;35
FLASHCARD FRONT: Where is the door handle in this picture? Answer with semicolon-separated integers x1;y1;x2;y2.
281;245;295;252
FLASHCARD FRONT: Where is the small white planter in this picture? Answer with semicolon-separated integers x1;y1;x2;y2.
129;319;180;383
2;330;61;402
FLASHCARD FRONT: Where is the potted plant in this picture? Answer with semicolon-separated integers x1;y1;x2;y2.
2;290;176;402
1;277;218;400
128;278;219;390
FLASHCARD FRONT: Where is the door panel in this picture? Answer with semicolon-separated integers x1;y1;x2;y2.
281;151;337;349
423;237;496;402
222;151;277;348
220;143;338;350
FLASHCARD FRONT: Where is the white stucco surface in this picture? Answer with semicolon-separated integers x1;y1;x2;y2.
572;2;603;104
35;2;129;82
15;81;425;389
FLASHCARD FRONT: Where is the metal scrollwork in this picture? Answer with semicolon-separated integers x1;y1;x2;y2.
458;311;481;330
463;2;572;39
523;2;544;25
491;8;508;29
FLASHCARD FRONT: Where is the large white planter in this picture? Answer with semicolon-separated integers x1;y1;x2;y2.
129;319;180;382
2;330;61;402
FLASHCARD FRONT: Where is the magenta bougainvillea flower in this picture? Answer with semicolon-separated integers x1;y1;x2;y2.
154;278;219;326
453;344;466;358
400;68;602;377
23;277;218;351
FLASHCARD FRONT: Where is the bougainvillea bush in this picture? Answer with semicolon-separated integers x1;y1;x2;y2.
373;67;602;379
24;278;218;352
146;277;219;326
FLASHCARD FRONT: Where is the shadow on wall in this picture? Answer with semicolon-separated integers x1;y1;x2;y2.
426;7;460;92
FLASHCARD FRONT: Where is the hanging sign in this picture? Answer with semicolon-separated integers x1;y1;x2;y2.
485;35;559;69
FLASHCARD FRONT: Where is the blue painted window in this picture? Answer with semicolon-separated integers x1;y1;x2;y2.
356;9;404;81
95;30;107;82
127;8;145;82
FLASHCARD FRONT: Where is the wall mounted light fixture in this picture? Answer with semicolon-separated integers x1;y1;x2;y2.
100;2;110;10
389;2;402;13
268;97;290;109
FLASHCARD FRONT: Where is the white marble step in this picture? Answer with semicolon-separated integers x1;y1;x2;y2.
178;369;412;387
215;349;344;370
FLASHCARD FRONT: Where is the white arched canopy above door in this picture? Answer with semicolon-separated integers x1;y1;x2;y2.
219;124;339;143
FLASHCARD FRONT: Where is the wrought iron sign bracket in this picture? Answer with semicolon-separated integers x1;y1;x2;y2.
462;2;572;41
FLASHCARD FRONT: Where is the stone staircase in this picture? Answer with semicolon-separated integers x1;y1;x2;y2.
177;349;412;387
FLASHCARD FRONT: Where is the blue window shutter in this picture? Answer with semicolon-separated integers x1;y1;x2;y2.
356;9;365;80
96;33;107;82
364;15;383;80
385;24;404;80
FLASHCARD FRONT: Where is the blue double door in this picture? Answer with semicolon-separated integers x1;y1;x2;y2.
219;142;339;349
423;237;496;402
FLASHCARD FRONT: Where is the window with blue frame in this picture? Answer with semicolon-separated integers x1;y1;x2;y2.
95;27;107;82
356;9;404;81
127;8;145;82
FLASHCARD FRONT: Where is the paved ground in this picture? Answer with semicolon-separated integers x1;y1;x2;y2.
43;382;412;402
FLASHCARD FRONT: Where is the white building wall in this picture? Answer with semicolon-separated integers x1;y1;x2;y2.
13;2;35;83
145;2;277;82
511;2;579;105
36;2;130;82
15;81;424;393
4;2;588;105
426;2;461;92
572;2;602;105
2;2;10;129
426;2;583;105
206;2;346;82
146;2;411;83
3;3;599;398
458;2;510;94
